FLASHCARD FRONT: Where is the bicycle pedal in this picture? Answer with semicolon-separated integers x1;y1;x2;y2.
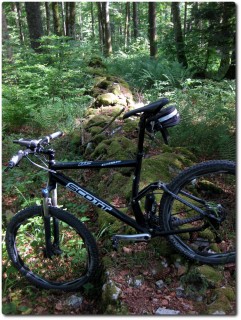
112;233;151;250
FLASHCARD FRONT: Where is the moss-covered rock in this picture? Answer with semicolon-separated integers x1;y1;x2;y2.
122;118;139;134
197;265;223;288
97;171;132;200
90;136;136;160
96;93;120;106
140;151;192;189
86;66;108;77
88;56;106;69
180;266;209;297
206;287;235;314
85;114;111;130
198;180;223;194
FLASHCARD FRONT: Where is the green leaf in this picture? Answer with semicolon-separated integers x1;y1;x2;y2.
2;302;17;315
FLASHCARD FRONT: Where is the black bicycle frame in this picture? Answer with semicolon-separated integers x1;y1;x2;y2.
43;114;206;239
43;115;148;234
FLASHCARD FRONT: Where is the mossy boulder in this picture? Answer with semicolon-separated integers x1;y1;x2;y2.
197;265;223;288
96;93;120;107
90;136;136;160
86;66;108;77
102;280;121;302
140;151;192;190
206;287;235;314
122;118;139;135
91;74;134;108
198;180;223;194
97;207;136;236
180;266;209;297
97;171;132;200
88;56;106;69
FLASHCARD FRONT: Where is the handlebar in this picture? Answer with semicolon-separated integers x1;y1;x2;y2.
13;131;63;148
6;131;63;170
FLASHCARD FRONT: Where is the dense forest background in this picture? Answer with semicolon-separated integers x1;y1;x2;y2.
2;1;236;158
2;1;236;315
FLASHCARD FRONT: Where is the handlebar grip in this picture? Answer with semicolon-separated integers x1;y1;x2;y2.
49;131;63;140
8;150;25;168
40;131;63;145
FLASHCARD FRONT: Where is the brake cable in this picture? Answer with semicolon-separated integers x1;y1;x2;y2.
25;154;56;173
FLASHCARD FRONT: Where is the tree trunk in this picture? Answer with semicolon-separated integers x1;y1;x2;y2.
148;2;157;58
91;2;95;38
103;2;112;56
60;2;66;36
124;2;130;49
65;2;69;36
68;2;76;39
15;2;25;44
45;2;51;35
216;3;236;79
183;2;187;39
78;3;83;41
97;2;106;53
2;8;13;61
171;2;188;67
52;2;61;36
25;2;44;51
133;2;139;39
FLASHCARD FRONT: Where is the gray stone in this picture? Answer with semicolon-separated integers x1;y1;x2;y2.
212;311;226;315
66;295;84;308
155;307;180;315
155;280;165;289
176;286;186;298
102;280;122;301
127;275;144;288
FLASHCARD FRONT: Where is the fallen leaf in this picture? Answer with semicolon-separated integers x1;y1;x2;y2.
123;247;132;254
55;302;63;311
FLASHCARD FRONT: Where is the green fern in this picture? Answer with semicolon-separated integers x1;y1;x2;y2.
30;96;93;133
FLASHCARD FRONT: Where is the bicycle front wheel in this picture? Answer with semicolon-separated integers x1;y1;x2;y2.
160;160;235;265
6;206;99;291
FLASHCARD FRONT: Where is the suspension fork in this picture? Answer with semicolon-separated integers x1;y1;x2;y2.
42;183;61;257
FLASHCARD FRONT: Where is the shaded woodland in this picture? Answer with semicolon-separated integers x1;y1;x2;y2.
2;1;236;316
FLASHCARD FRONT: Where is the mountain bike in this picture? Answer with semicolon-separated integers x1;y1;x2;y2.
4;98;235;291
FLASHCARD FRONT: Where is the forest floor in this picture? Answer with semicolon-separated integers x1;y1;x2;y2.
2;200;236;316
2;65;236;315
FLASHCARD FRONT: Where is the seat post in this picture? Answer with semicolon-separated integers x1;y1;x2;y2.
132;115;146;199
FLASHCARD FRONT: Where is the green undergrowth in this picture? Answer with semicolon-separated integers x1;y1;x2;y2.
2;48;236;315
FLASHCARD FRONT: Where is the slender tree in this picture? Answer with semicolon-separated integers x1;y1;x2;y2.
148;2;157;58
91;2;95;38
61;2;66;36
52;2;61;36
216;3;236;79
171;2;188;67
25;2;44;51
124;2;130;49
45;2;51;35
78;2;83;40
183;2;188;39
97;2;105;52
65;2;69;36
2;8;13;61
133;2;139;39
102;2;112;56
68;2;76;39
12;2;24;44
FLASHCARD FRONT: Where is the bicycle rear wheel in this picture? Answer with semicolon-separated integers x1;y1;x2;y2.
6;206;99;291
159;160;235;265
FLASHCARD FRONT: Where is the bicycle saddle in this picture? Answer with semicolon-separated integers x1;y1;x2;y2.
123;98;169;119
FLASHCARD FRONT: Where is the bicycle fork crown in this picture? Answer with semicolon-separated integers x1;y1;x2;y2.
42;188;51;216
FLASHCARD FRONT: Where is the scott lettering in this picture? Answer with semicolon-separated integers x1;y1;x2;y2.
66;182;112;211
